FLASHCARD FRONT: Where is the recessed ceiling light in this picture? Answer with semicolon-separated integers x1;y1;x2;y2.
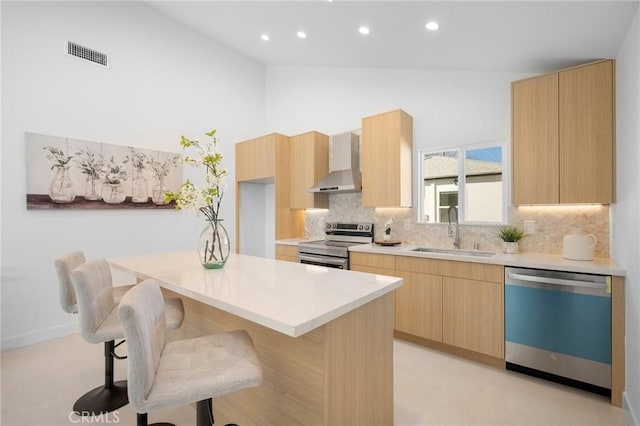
425;21;440;31
296;31;307;39
358;26;370;35
260;34;270;41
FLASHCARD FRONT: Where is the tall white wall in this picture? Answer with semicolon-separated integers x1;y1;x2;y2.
265;67;529;208
266;67;530;147
613;8;640;425
1;1;265;349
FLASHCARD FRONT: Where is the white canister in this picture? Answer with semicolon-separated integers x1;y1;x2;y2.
562;229;597;261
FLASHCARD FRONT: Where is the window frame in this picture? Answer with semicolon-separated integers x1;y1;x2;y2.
417;140;509;226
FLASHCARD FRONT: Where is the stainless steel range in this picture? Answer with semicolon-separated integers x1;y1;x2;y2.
297;222;374;269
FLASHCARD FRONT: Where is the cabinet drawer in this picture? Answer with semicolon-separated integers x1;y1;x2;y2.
439;261;503;283
351;265;396;277
350;252;395;270
275;245;298;262
395;256;440;274
396;256;503;283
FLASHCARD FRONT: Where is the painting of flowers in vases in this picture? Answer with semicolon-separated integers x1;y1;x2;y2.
25;132;181;210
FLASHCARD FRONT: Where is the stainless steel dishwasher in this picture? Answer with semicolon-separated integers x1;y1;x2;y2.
504;267;611;396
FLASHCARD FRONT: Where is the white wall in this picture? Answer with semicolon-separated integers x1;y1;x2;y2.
1;1;265;349
266;67;530;146
237;182;275;258
265;66;529;208
613;8;640;425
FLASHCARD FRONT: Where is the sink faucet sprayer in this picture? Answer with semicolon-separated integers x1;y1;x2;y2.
447;205;460;250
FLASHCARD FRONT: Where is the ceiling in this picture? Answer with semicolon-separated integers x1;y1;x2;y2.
148;1;639;73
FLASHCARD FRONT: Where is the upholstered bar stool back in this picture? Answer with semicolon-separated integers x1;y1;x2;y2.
55;251;132;314
118;280;263;426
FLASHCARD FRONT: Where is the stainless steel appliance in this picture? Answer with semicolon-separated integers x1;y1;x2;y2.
308;132;362;193
505;267;611;396
297;222;374;269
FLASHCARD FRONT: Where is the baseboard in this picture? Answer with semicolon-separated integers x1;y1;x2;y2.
625;391;639;426
1;322;77;351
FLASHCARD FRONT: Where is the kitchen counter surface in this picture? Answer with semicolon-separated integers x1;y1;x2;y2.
349;243;625;276
109;250;402;337
275;237;321;246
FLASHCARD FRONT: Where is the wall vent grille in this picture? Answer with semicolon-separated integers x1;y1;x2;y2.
67;41;108;67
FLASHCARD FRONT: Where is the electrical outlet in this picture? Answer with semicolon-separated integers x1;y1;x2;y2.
404;218;412;230
523;220;535;235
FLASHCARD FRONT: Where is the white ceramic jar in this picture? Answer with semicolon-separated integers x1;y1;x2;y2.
562;229;597;261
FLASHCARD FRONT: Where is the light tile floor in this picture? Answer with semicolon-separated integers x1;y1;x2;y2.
1;333;628;425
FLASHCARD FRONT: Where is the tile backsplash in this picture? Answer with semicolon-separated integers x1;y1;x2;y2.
304;193;610;258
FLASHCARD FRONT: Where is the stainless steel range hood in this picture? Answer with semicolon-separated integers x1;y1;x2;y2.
309;131;361;193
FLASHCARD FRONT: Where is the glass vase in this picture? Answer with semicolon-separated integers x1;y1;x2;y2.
102;182;126;204
132;172;148;203
84;176;101;201
198;219;230;269
49;167;75;203
151;177;168;205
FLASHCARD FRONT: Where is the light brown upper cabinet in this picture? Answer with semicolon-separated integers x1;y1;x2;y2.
236;134;277;183
290;131;329;209
235;133;304;252
512;60;614;204
362;109;413;208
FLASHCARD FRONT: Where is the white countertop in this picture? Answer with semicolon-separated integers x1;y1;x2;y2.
275;238;320;246
109;251;402;338
349;243;625;276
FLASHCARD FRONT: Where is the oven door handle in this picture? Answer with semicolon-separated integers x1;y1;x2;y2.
298;254;347;267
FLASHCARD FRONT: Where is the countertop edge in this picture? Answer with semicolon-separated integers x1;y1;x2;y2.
349;244;626;276
275;238;318;246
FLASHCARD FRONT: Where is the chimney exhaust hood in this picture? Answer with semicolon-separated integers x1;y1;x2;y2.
309;131;361;193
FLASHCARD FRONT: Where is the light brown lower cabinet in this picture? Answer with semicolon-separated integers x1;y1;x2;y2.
395;256;504;361
395;271;442;342
442;277;504;359
275;244;298;263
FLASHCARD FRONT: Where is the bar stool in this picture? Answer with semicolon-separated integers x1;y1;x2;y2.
117;279;263;426
65;258;185;416
54;251;132;314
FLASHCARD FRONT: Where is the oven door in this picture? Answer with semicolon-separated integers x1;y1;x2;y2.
298;254;348;269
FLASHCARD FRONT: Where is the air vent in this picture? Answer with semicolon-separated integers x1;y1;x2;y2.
67;41;108;67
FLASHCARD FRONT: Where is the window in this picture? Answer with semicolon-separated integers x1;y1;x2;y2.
419;142;506;224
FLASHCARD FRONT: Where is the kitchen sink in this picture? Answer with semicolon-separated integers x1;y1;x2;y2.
411;247;496;258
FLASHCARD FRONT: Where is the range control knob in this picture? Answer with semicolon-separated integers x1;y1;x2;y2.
365;225;370;230
326;223;331;229
358;225;363;230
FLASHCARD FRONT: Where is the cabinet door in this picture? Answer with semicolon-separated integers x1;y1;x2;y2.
275;245;298;263
236;135;276;182
350;252;395;271
442;277;503;358
395;271;442;342
362;110;413;208
512;74;559;205
559;60;614;203
290;131;329;209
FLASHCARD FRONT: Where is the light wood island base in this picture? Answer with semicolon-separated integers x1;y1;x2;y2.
164;289;394;426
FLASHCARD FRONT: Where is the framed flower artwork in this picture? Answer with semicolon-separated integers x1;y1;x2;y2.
25;132;182;210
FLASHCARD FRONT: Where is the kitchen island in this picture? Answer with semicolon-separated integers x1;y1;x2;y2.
109;251;402;426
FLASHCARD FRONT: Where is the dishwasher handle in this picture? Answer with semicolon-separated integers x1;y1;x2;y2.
507;272;605;289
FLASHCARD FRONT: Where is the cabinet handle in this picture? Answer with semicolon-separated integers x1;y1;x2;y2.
507;272;605;289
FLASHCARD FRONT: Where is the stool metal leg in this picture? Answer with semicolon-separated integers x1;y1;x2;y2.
73;340;128;415
197;399;214;426
138;411;176;426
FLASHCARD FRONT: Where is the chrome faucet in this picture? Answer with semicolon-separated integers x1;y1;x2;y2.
447;205;460;250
